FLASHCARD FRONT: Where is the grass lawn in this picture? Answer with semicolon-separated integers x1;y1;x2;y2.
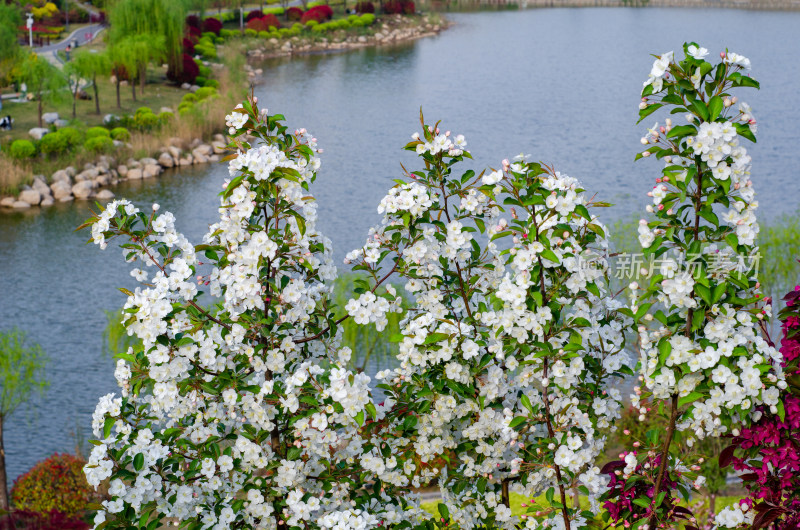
0;67;187;144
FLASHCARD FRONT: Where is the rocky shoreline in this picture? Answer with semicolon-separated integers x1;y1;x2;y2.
244;14;448;62
0;136;229;210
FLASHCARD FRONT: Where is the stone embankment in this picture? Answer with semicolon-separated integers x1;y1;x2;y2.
0;136;230;210
245;15;446;61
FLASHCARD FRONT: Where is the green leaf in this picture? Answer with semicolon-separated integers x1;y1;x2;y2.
287;446;302;460
365;402;377;421
688;99;709;122
508;416;527;430
712;283;727;304
540;249;560;264
520;394;533;413
707;96;723;121
355;410;365;427
133;453;144;471
424;332;450;345
638;103;663;122
777;399;786;423
695;284;712;306
666;125;697;139
633;497;651;509
103;416;115;439
438;504;450;521
678;391;704;408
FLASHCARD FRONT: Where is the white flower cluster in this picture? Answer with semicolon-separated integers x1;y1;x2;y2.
714;501;755;528
84;104;414;530
643;50;673;93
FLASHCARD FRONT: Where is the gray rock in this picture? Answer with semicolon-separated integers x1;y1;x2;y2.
0;197;15;207
59;195;74;203
18;189;41;206
143;164;161;178
181;82;191;90
190;138;202;149
54;119;69;128
112;140;125;147
117;165;128;178
84;162;96;170
193;152;208;165
32;177;50;195
65;166;76;177
179;156;192;167
357;36;367;43
50;180;73;200
42;112;60;124
193;144;212;157
189;84;200;93
77;168;100;181
40;196;54;207
103;114;118;124
72;181;95;199
51;169;71;184
139;157;158;166
211;141;227;154
29;128;49;140
158;152;174;168
96;189;115;200
209;154;220;163
159;107;174;115
94;175;110;187
168;146;182;159
12;200;31;209
127;168;143;180
213;133;225;143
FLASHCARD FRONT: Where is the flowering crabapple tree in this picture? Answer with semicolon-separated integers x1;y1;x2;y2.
80;99;427;530
345;114;631;529
602;43;786;530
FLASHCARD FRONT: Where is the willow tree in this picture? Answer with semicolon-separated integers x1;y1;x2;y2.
15;53;68;128
69;50;112;115
0;3;21;88
108;0;186;80
0;329;48;527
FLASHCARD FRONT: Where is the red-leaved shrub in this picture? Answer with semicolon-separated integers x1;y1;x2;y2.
167;53;200;84
185;14;201;28
246;15;281;32
383;0;414;13
355;1;375;12
286;6;304;20
246;9;264;21
300;5;333;23
201;17;223;35
11;454;92;518
182;37;195;55
186;24;202;39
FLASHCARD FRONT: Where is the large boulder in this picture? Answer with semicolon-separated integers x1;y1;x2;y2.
72;180;95;199
96;189;115;200
193;152;208;165
76;168;99;182
168;145;182;159
50;180;73;200
42;112;59;124
29;128;49;140
18;189;41;206
211;141;227;154
12;200;30;209
158;152;174;168
117;165;128;178
40;196;54;207
0;197;15;207
32;176;50;196
192;144;212;157
143;164;161;178
51;169;71;184
139;157;158;167
127;168;143;180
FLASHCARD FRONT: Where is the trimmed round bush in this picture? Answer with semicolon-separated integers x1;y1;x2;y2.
134;107;152;118
39;131;69;156
185;14;201;28
194;75;208;86
133;111;159;130
198;64;212;78
85;126;111;139
84;135;114;153
111;127;130;141
10;139;36;159
286;6;303;21
244;28;258;37
201;17;222;35
361;13;375;24
195;86;218;101
58;127;83;148
182;93;198;104
246;9;264;21
10;453;92;518
355;1;375;13
348;14;359;22
304;19;318;27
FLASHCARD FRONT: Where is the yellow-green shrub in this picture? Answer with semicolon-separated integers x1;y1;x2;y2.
9;139;36;159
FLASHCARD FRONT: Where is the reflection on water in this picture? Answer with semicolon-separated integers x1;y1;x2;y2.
1;7;799;480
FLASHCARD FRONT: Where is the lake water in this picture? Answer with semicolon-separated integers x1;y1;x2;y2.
1;7;799;481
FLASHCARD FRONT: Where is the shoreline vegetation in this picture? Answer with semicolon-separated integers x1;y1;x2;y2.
0;9;448;209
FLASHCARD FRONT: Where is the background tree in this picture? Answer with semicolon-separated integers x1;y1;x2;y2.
108;0;187;82
69;49;112;115
0;4;22;88
0;329;49;529
15;53;68;128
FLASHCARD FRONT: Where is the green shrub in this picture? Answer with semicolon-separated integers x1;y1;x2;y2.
10;453;93;518
279;27;290;36
264;6;284;14
57;126;83;148
195;86;218;101
134;107;152;118
194;76;207;87
85;126;111;139
110;127;130;141
9;139;36;159
205;79;220;89
351;19;364;27
244;28;258;37
39;131;69;156
181;93;197;104
311;23;326;32
158;111;174;122
198;64;212;78
221;28;237;38
133;111;159;130
177;101;194;113
258;30;270;38
361;13;375;24
214;36;224;44
84;135;114;153
305;19;318;27
348;14;359;22
201;31;216;41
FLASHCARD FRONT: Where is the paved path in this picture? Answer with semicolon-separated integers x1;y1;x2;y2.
35;23;106;67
